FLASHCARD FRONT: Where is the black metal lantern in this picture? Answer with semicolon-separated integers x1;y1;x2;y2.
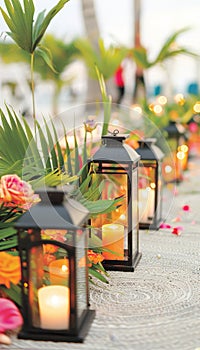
163;121;187;182
136;139;164;230
14;188;95;343
87;131;142;272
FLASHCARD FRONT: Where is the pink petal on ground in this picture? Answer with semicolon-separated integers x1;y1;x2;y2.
160;223;172;229
0;298;23;333
171;226;183;236
182;205;190;211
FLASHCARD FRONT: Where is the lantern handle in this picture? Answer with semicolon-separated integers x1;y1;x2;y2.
108;129;119;136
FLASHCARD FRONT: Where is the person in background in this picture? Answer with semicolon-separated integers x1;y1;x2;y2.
114;64;125;104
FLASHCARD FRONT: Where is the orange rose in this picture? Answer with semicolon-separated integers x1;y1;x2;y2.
88;250;104;265
0;252;21;288
0;174;40;210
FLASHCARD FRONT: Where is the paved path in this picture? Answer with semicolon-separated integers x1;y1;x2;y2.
2;158;200;350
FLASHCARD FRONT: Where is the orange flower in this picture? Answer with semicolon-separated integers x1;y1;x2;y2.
125;137;139;149
43;244;58;255
87;250;104;265
0;252;21;288
43;253;56;266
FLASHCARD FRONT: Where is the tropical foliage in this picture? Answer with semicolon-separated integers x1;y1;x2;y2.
129;27;198;70
0;0;70;119
75;37;127;80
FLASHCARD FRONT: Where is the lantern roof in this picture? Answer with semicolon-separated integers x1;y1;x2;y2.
91;132;140;164
136;138;164;161
14;188;89;229
164;120;185;136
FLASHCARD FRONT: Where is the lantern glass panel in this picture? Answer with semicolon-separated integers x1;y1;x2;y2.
138;160;156;224
90;163;128;261
132;168;138;252
25;228;72;331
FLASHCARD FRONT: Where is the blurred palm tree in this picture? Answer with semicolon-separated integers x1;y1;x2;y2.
80;0;101;102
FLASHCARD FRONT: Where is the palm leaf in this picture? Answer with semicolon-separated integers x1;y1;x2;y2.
30;169;77;190
36;45;57;72
73;127;80;174
36;120;52;172
61;123;73;175
131;46;150;68
0;0;34;52
22;118;45;171
153;27;198;65
32;0;70;51
1;0;70;54
88;267;109;284
51;121;65;170
0;282;22;307
43;118;59;170
95;66;112;135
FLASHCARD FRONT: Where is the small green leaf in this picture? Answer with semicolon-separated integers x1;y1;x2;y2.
36;45;57;73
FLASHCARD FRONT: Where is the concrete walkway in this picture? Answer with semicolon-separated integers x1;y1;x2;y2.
2;158;200;350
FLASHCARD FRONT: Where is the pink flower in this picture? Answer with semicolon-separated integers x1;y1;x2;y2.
182;205;190;212
189;122;198;133
0;174;40;210
0;298;23;333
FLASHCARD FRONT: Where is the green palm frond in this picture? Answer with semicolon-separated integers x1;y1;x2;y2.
0;0;70;54
130;27;199;70
32;0;70;51
95;66;112;136
75;37;127;80
0;0;34;52
131;46;149;69
0;105;75;182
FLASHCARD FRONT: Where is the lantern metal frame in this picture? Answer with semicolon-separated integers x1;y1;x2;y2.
87;132;142;272
14;188;95;343
136;139;164;230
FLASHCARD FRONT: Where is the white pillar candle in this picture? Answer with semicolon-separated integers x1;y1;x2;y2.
102;223;124;260
38;285;70;330
139;187;155;222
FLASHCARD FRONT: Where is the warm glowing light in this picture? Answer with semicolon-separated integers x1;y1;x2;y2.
61;264;68;273
38;285;70;330
193;101;200;113
157;95;167;105
174;93;185;105
150;182;156;189
178;144;188;153
177;151;185;160
148;103;155;112
119;214;126;221
165;165;172;173
131;104;142;114
153;104;163;115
